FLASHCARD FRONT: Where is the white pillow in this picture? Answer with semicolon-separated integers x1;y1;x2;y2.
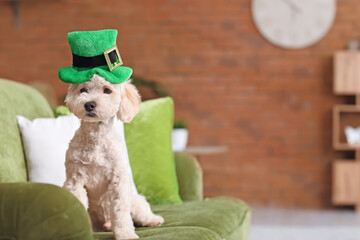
17;115;137;193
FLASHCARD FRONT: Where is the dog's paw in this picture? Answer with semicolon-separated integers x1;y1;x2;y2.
146;214;165;227
113;228;139;240
103;221;111;231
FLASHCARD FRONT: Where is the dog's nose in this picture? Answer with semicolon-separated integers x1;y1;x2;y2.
84;101;96;112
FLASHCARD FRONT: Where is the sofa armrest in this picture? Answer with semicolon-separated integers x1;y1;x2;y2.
174;152;203;201
0;182;93;240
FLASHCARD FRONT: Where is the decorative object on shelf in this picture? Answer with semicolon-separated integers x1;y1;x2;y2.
252;0;336;49
345;126;360;144
332;50;360;212
347;40;360;51
172;120;188;152
333;105;360;150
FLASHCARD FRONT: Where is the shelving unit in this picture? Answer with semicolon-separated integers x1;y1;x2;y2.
332;51;360;212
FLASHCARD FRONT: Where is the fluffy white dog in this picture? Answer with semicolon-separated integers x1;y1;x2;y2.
63;74;164;239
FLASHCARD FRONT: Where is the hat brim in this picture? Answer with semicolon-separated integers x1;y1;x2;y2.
58;65;133;84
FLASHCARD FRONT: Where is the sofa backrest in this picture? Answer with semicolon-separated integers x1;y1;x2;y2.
0;79;54;183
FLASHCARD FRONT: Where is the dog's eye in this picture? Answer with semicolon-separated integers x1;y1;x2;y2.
80;88;87;93
104;88;112;94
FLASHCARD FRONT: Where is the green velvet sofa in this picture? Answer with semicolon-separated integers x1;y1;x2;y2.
0;78;251;240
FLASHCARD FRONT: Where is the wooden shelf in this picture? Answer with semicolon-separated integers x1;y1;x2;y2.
334;104;360;112
334;143;360;151
334;51;360;95
183;146;228;155
332;105;360;151
332;161;360;206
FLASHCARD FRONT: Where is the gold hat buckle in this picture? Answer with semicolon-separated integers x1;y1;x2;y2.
104;45;123;71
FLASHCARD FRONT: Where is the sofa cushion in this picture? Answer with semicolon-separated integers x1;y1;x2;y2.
0;183;93;240
94;227;221;240
0;79;54;183
93;197;251;240
16;115;138;194
16;115;80;186
124;97;182;205
151;197;251;240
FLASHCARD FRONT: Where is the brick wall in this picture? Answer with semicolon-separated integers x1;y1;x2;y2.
0;0;358;208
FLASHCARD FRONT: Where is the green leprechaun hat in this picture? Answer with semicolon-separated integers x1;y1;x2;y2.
58;29;132;84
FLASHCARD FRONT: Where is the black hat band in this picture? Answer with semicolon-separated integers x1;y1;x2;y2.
72;50;117;68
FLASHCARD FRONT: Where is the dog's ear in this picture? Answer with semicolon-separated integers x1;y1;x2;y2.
117;80;141;123
64;84;75;108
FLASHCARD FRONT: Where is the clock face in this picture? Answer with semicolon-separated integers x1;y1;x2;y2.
252;0;336;49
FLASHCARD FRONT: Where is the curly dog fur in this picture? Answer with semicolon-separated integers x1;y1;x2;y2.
63;74;164;239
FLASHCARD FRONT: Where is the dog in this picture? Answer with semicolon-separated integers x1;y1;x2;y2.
63;74;164;239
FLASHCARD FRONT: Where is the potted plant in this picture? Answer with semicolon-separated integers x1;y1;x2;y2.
120;76;189;151
172;120;188;152
131;76;169;100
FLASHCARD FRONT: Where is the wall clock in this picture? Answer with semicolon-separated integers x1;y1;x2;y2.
252;0;336;49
